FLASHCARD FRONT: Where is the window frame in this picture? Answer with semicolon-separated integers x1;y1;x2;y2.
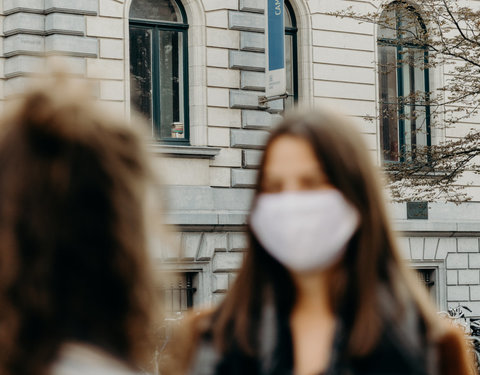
285;0;298;105
129;0;190;145
377;1;431;163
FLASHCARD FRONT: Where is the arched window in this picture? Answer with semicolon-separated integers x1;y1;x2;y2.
129;0;189;143
377;1;430;162
285;0;298;109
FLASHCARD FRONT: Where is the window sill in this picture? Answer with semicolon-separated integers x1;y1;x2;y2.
148;144;221;159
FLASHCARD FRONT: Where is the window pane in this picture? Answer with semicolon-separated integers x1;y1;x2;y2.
130;0;181;22
402;47;427;157
130;27;153;132
397;6;423;42
378;44;399;161
378;7;396;40
285;34;294;109
158;30;184;139
285;5;293;28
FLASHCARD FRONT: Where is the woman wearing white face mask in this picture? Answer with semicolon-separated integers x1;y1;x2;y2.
166;110;474;375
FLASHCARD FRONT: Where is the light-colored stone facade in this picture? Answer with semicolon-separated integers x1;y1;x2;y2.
1;0;480;317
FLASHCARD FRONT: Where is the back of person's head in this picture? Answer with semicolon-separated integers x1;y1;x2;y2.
0;77;156;375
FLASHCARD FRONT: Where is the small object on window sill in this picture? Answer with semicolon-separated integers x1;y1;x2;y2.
148;143;221;159
171;122;184;138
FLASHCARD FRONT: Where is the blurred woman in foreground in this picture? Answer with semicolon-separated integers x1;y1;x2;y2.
173;110;474;375
0;78;157;375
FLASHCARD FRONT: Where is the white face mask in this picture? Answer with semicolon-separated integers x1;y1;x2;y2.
250;190;360;273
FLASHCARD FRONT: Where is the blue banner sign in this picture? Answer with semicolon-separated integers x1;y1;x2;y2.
265;0;286;97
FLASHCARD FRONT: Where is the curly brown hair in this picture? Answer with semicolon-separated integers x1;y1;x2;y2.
0;78;157;375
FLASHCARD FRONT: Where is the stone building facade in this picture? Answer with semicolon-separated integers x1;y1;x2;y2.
1;0;480;318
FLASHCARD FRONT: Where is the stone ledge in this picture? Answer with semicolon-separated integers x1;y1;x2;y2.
396;220;480;236
240;32;264;52
149;144;221;159
242;109;281;129
165;212;249;227
231;129;269;149
241;71;265;91
45;0;98;15
229;50;265;72
3;0;44;15
4;55;43;77
45;34;98;57
3;0;98;15
232;169;258;188
242;149;263;168
45;13;85;35
4;34;45;57
230;90;283;112
230;89;262;110
213;252;244;273
164;185;255;211
3;13;45;36
229;11;264;33
239;0;264;13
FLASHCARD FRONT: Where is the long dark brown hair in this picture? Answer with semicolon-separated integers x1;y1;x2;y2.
208;110;442;360
0;78;157;375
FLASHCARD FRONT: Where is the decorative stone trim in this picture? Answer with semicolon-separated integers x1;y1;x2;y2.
240;71;265;91
149;144;221;159
45;35;98;57
230;129;269;149
3;13;45;36
239;0;264;14
45;13;85;35
4;34;45;56
242;149;263;168
229;50;264;71
228;11;264;32
44;0;98;15
3;0;44;15
240;32;264;52
241;109;281;129
231;168;258;188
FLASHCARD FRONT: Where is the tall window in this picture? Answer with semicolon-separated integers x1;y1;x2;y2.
129;0;189;143
377;1;430;162
285;0;298;109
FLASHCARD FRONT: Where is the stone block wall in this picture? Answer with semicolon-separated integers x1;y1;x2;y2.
152;230;248;306
205;0;283;191
0;0;125;114
1;0;480;318
399;236;480;316
1;0;99;98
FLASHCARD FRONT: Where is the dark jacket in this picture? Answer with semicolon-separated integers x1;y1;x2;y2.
185;294;472;375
